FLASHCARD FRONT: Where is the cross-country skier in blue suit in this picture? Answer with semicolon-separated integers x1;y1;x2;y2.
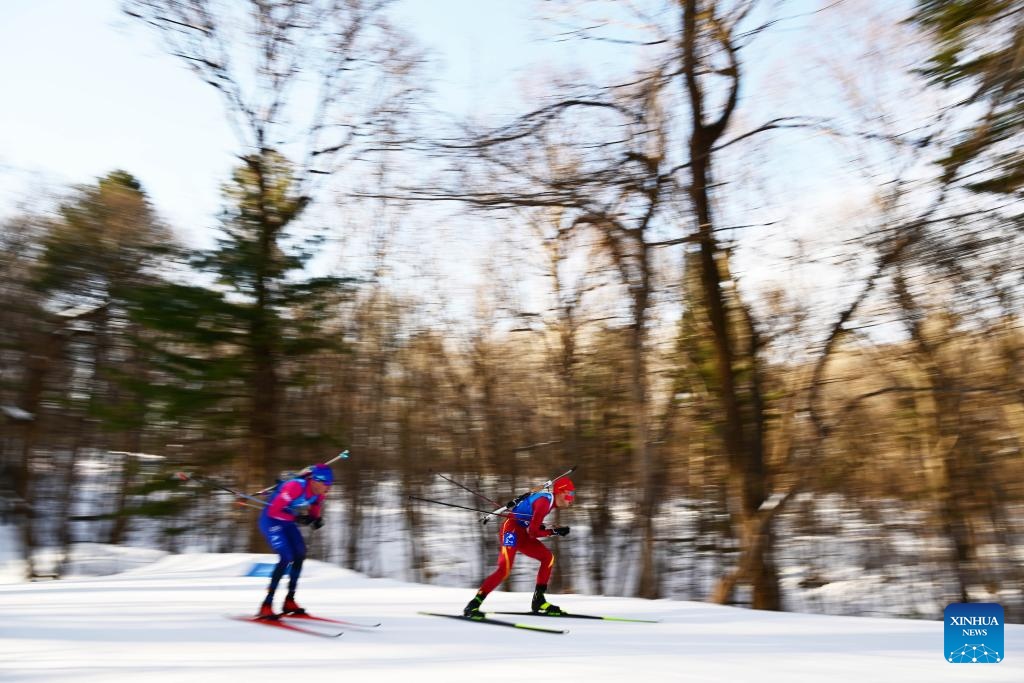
256;463;332;619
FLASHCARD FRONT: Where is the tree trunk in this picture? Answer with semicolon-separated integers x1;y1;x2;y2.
893;270;978;602
16;326;60;579
399;405;427;582
246;157;281;553
108;322;146;545
631;309;659;598
683;0;779;609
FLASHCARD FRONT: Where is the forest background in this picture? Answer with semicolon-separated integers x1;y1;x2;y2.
1;0;1021;621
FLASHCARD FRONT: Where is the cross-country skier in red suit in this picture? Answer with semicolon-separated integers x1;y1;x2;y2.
463;477;575;618
256;464;332;619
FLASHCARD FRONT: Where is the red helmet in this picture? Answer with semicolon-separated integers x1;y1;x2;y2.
553;477;575;499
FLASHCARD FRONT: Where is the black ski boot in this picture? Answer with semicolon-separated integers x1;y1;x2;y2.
463;593;485;618
531;584;564;616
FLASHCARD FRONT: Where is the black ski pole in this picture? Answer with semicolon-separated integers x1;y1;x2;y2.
408;495;529;521
175;471;268;508
481;464;578;525
431;471;501;508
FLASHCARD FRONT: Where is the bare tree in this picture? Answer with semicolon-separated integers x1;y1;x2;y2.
125;0;425;550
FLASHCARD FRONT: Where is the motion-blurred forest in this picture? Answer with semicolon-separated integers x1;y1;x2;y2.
1;0;1021;620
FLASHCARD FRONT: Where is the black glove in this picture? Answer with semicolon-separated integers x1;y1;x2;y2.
296;514;315;526
551;526;570;536
310;517;324;530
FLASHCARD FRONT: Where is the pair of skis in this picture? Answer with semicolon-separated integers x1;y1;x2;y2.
232;611;380;638
418;610;659;635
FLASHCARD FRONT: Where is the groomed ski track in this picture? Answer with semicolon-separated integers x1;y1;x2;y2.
1;552;1022;683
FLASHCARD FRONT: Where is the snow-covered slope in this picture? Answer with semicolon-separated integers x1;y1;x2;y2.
1;552;1020;683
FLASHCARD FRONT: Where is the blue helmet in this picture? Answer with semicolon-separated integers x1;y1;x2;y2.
309;463;333;485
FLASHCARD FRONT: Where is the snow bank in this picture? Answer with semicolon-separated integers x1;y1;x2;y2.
1;550;1022;682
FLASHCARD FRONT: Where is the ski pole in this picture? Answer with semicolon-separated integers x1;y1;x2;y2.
318;449;351;469
408;495;528;521
431;471;501;508
252;449;351;496
175;471;269;508
481;464;578;525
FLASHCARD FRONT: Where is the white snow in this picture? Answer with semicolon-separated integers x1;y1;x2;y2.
1;550;1021;682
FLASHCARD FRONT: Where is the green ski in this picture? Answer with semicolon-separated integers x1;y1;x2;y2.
417;611;567;634
490;611;660;623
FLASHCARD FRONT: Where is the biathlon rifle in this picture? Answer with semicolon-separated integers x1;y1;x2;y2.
481;464;577;525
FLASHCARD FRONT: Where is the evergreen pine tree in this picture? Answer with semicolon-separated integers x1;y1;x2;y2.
126;151;349;550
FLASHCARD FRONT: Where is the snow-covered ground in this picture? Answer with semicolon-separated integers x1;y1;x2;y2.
1;550;1021;683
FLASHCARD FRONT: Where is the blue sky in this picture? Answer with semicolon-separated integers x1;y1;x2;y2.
0;1;234;239
0;0;844;237
0;0;934;333
0;0;553;244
